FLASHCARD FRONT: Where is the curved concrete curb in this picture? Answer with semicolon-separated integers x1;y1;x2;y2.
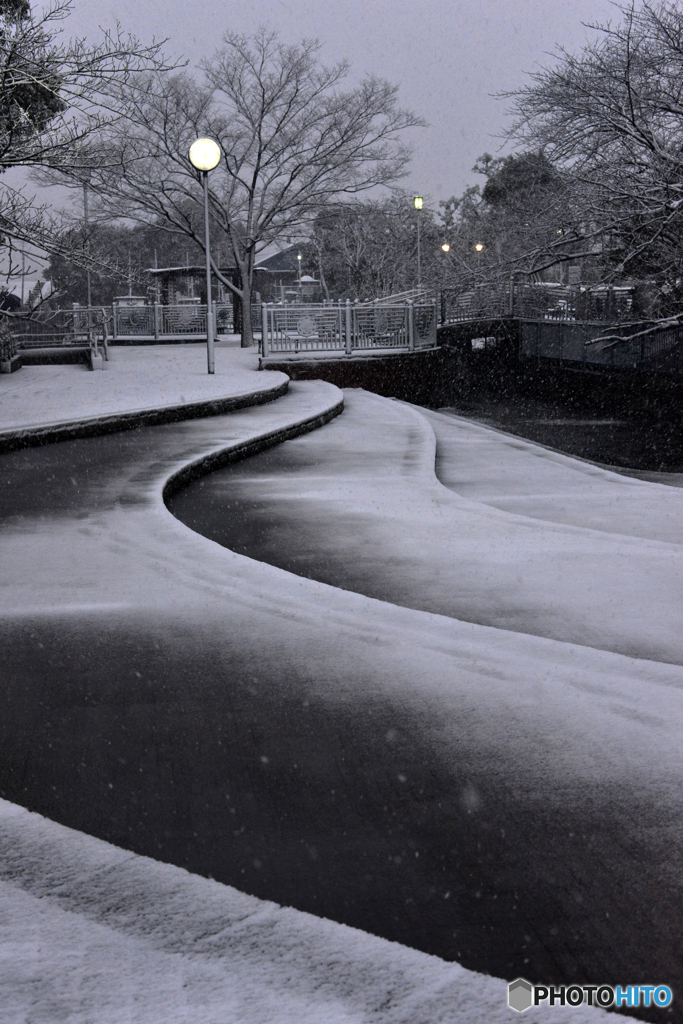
0;378;289;454
163;394;344;501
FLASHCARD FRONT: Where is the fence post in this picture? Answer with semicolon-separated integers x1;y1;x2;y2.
112;302;118;342
212;300;217;338
102;319;109;360
261;303;268;358
153;303;160;341
408;300;415;351
345;299;352;355
508;275;515;317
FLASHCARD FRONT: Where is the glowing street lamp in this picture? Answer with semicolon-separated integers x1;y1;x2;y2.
414;196;423;288
475;242;484;252
441;242;450;253
189;137;221;374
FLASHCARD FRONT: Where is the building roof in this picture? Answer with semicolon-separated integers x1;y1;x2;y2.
146;266;233;276
254;246;300;273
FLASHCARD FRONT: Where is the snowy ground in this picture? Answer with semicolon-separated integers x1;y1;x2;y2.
3;373;677;1021
0;341;286;434
170;391;683;663
0;800;616;1024
423;407;683;542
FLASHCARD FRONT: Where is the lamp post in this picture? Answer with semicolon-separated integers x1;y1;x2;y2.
83;177;92;311
414;196;423;289
297;252;302;300
474;243;484;314
439;243;451;323
475;242;484;280
189;137;221;374
80;171;93;345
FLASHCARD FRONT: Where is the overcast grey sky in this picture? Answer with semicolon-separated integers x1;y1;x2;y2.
63;0;617;205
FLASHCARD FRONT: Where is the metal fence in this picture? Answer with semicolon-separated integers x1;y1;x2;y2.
261;300;438;357
519;319;683;375
11;302;235;347
441;283;637;324
441;286;511;323
110;302;234;341
10;307;110;349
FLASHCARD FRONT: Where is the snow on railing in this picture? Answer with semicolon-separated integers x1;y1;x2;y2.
518;319;683;375
260;299;438;358
440;283;637;325
12;302;235;346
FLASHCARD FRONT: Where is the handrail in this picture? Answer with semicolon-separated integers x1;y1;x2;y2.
260;299;438;357
356;287;431;307
11;302;234;345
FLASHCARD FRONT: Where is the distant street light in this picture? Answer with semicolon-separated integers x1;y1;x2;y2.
297;252;302;299
414;196;423;288
441;242;450;252
474;242;485;294
189;137;221;374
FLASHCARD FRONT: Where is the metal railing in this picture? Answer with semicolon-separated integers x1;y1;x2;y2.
11;306;110;349
261;299;438;357
519;319;683;375
111;301;234;341
11;302;235;346
357;287;432;307
441;283;637;324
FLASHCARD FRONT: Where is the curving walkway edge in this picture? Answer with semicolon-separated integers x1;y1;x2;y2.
0;344;289;451
0;797;534;1024
0;370;644;1023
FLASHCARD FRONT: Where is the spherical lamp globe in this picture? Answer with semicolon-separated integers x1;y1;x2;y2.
189;138;221;171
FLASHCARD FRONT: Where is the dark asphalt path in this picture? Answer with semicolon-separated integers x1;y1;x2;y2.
168;394;683;666
1;387;681;1022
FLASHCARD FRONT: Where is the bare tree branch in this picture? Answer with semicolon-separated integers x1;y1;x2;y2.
0;0;176;285
48;26;425;345
499;0;683;308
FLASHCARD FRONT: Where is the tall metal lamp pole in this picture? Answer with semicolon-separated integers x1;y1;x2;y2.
189;138;222;374
414;196;423;289
83;178;92;310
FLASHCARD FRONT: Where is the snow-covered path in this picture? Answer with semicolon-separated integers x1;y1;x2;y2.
0;344;285;438
171;390;683;665
1;381;680;1020
0;799;617;1024
423;407;683;544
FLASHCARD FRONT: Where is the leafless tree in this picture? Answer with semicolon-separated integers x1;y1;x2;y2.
309;195;441;300
0;0;172;305
437;152;583;294
60;27;424;345
502;0;683;316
